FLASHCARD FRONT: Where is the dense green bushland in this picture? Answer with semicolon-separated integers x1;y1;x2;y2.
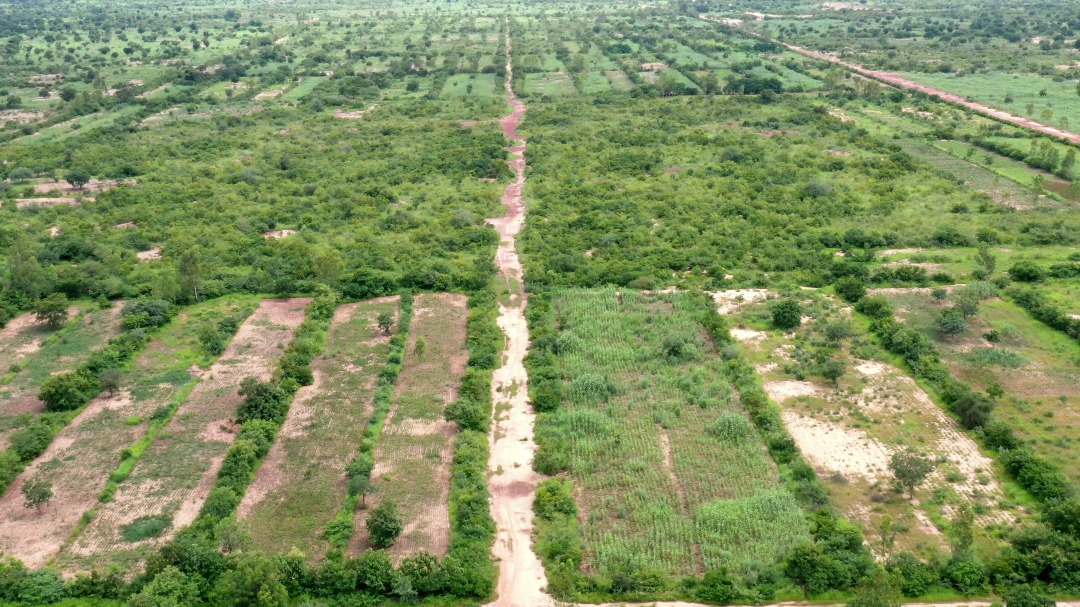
520;94;1080;290
0;103;507;315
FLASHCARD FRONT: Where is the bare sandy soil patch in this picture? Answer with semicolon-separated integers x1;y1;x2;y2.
352;293;467;560
13;198;84;208
710;289;771;314
137;247;161;261
263;229;297;239
641;62;668;71
0;111;45;124
0;305;121;418
241;297;399;558
483;30;553;607
254;87;287;100
335;104;378;119
33;179;135;194
729;327;767;342
59;299;308;573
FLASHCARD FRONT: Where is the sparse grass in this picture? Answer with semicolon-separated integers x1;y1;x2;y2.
243;298;399;558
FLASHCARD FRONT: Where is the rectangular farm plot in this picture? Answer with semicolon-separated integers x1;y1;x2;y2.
0;296;258;568
721;289;1021;559
546;290;808;577
0;304;123;444
352;293;468;559
875;288;1080;487
239;297;400;558
58;298;309;573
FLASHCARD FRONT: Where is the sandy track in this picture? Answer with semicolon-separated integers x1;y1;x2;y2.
58;298;308;573
483;26;554;607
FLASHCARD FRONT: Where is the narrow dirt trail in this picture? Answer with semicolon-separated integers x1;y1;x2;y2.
699;16;1080;144
483;25;555;607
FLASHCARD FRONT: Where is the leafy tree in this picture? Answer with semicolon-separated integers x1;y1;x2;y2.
59;86;77;102
771;299;802;330
236;377;285;423
936;307;967;336
210;553;288;607
889;449;935;499
974;245;996;277
854;296;893;319
834;276;866;303
951;391;994;429
819;359;846;385
948;505;976;562
177;247;203;302
953;289;981;318
1008;261;1045;283
38;371;99;412
66;170;92;190
21;477;53;511
697;568;740;604
1003;585;1056;607
99;369;122;396
5;237;51;301
366;500;403;548
377;311;394;335
34;293;69;329
128;566;200;607
847;568;902;607
414;336;426;359
886;552;939;597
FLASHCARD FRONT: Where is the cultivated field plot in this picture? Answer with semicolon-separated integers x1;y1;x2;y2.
240;297;400;558
875;288;1080;487
0;296;258;568
725;290;1021;558
0;304;122;444
544;289;808;577
58;298;308;573
352;293;467;559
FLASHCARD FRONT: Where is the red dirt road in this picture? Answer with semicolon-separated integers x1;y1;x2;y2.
483;26;554;607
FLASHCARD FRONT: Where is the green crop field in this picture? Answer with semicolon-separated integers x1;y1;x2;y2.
537;289;809;578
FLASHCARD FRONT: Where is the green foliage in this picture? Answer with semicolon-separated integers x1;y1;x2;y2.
886;552;939;597
1008;260;1046;282
37;370;100;412
365;501;403;549
128;566;201;607
771;299;802;330
834;277;867;303
121;516;171;542
210;553;289;607
236;378;287;424
20;476;54;510
847;568;902;607
34;293;70;330
1003;584;1057;607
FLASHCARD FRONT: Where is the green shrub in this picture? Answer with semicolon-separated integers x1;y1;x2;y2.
122;516;171;542
37;370;99;412
771;298;802;330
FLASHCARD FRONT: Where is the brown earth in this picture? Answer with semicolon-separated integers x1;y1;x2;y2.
238;297;398;558
59;298;308;573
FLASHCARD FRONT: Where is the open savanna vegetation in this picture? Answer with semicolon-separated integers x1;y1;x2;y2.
723;288;1022;560
2;0;1080;606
